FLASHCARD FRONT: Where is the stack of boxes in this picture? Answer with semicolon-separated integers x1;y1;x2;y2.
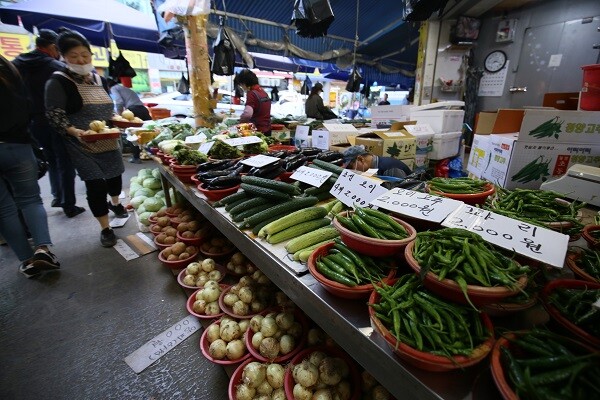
409;108;465;161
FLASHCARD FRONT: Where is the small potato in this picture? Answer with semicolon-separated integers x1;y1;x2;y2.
156;233;168;244
167;254;178;261
178;252;190;260
182;231;194;238
186;245;197;254
162;248;172;258
163;236;176;245
182;274;196;286
176;222;189;232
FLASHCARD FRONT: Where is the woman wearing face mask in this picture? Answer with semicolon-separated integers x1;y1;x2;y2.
44;29;127;248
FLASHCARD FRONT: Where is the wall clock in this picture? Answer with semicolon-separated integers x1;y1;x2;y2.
484;50;507;73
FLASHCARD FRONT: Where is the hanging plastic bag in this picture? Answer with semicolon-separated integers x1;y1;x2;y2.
158;0;211;22
177;73;190;94
112;52;137;78
300;76;312;95
345;68;362;92
291;0;335;38
211;17;236;76
360;80;370;98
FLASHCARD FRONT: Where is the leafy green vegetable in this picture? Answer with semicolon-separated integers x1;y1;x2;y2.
208;139;242;159
172;145;208;165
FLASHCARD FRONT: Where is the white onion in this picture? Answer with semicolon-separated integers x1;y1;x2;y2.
208;338;227;359
238;286;254;304
318;358;344;385
275;312;295;330
201;258;215;272
255;379;274;395
251;331;264;349
204;301;220;315
208;269;222;281
202;286;221;303
361;370;377;391
186;262;201;275
335;380;352;400
233;300;249;316
235;383;255;400
192;299;206;314
293;383;312;400
250;300;266;313
271;387;286;400
242;361;266;388
231;252;245;265
225;339;246;360
254;395;270;400
182;274;196;286
234;264;246;275
226;261;236;272
204;280;219;290
251;270;263;281
223;292;239;307
293;360;319;387
287;321;303;339
259;337;280;360
313;388;334;400
249;315;264;333
230;284;241;295
279;334;296;355
220;321;241;341
260;316;278;337
308;351;327;368
307;328;324;346
266;363;285;389
372;385;392;400
239;276;254;287
205;323;220;343
257;274;271;285
195;275;208;287
238;319;249;333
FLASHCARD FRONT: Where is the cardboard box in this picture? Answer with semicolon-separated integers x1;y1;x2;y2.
409;109;465;133
370;105;412;128
519;110;600;144
429;132;462;160
414;153;429;169
482;134;519;185
329;142;353;153
272;129;291;142
467;134;492;177
504;142;600;189
404;124;434;154
354;122;416;159
311;123;359;150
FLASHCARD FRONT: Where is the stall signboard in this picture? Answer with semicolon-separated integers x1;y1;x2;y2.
442;204;569;268
370;188;463;223
330;170;388;207
291;166;333;187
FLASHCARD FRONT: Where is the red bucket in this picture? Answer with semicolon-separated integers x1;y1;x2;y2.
581;64;600;111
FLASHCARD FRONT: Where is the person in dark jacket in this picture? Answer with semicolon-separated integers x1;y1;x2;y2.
342;145;412;178
12;29;84;218
0;54;61;278
305;83;337;120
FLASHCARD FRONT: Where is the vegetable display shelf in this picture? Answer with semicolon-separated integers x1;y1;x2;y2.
155;161;496;400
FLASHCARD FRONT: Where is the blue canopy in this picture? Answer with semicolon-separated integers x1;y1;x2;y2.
0;0;160;53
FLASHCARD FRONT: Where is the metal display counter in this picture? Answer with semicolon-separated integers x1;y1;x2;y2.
157;162;495;400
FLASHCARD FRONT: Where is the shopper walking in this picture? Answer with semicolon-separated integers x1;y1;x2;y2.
45;29;128;248
12;29;84;218
108;79;151;164
236;69;272;134
305;83;337;120
0;55;61;278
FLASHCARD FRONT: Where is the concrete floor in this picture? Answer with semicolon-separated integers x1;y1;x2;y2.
0;157;229;400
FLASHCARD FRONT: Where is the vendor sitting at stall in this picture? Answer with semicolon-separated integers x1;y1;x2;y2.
342;145;412;178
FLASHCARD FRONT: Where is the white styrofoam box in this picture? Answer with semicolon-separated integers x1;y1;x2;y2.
429;132;462;160
414;153;429;168
410;109;465;133
370;105;412;127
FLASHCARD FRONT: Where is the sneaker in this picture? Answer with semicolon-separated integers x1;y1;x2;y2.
19;261;41;278
128;157;142;164
101;228;117;247
64;206;86;218
107;202;128;218
30;248;61;270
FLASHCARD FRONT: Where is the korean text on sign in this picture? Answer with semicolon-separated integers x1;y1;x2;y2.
370;188;463;223
290;166;333;187
330;170;388;207
441;204;569;268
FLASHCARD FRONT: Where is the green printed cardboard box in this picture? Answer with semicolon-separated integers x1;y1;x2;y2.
354;122;416;159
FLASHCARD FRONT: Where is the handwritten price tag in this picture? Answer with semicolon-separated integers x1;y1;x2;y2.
184;132;207;144
124;315;201;373
442;204;569;268
241;155;280;168
198;141;214;154
330;170;387;207
370;188;463;223
223;136;262;146
290;165;333;187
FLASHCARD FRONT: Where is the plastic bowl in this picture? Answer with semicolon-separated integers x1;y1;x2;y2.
565;252;600;283
177;262;227;290
186;284;229;319
199;319;252;365
176;229;207;247
148;223;163;237
244;307;308;363
197;183;241;202
173;171;196;184
268;145;297;152
278;171;294;183
284;345;362;400
582;225;600;250
404;241;528;307
200;245;236;261
368;282;495;372
481;295;538;317
540;279;600;348
153;235;179;250
111;119;143;128
228;357;264;400
332;211;417;257
307;242;396;299
158;248;199;269
427;182;495;206
218;286;271;319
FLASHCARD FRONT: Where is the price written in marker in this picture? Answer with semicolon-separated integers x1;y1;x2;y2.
442;204;569;268
370;188;463;223
223;136;263;147
290;166;333;187
330;170;388;207
241;155;281;168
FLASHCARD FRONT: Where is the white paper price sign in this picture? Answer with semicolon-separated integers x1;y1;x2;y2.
241;155;280;168
294;125;310;147
184;132;207;144
442;204;569;268
290;165;333;187
223;136;262;146
330;170;388;207
198;141;214;154
370;188;463;223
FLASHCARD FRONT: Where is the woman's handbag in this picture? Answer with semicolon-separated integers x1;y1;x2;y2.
32;145;48;180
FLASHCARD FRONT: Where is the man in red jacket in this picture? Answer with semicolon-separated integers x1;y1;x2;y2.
235;69;272;135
